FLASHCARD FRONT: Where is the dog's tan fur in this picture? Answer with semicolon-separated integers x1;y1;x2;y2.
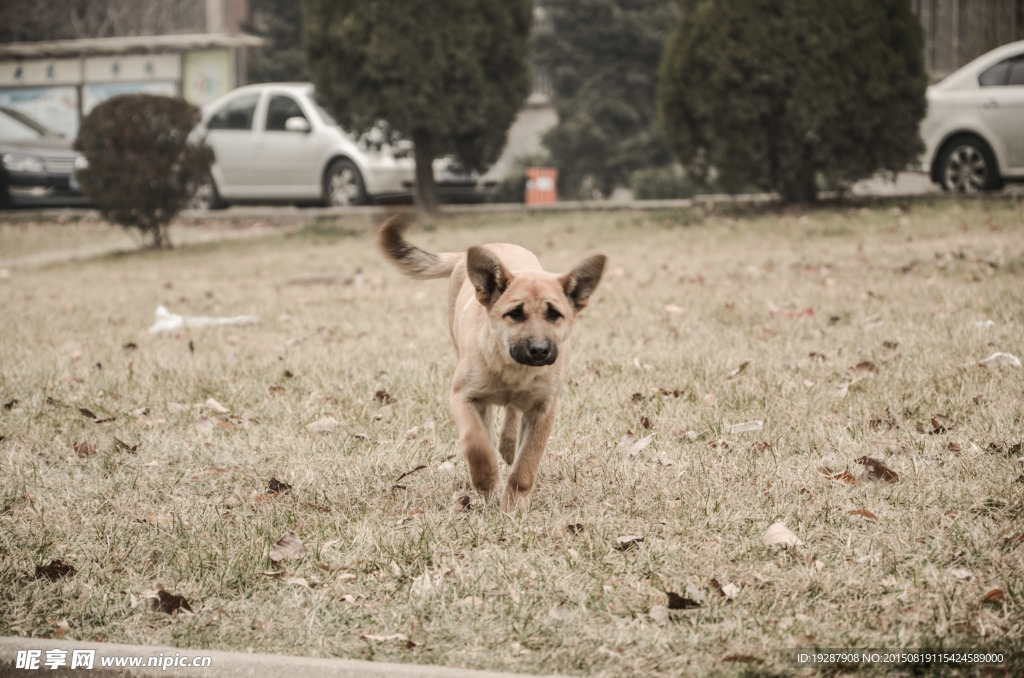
378;215;605;510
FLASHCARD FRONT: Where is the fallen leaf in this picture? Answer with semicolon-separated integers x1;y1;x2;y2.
666;587;704;609
649;605;670;626
617;432;655;459
566;523;585;535
709;578;740;600
374;390;394;404
848;508;879;521
35;559;77;580
113;437;139;454
856;456;899;483
267;478;292;495
982;589;1005;603
145;512;173;526
819;467;859;484
204;397;229;414
850;360;877;373
664;304;684;314
615;535;645;551
73;442;96;458
451;492;471;512
762;522;803;547
306;416;339;433
930;414;956;434
508;586;521;604
269;533;308;563
725;360;752;379
950;568;973;581
283;576;309;588
153;590;192;614
52;619;71;636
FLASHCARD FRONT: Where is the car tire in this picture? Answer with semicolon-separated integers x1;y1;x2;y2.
323;158;367;207
937;136;1002;193
191;174;227;210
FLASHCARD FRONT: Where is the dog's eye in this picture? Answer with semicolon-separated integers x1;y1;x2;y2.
504;306;526;322
546;305;563;322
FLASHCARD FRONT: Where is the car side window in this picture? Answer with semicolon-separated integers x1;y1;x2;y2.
979;59;1012;86
265;95;307;131
207;92;260;130
1007;56;1024;86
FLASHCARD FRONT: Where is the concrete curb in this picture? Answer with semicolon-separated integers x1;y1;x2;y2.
0;637;563;678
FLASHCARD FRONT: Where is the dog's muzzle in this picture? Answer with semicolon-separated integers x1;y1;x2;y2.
511;339;558;367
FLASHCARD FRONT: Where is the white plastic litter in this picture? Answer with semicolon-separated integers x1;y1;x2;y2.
148;305;260;334
726;420;764;434
978;352;1022;370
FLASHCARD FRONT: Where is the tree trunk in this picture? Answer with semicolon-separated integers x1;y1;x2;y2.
412;130;439;214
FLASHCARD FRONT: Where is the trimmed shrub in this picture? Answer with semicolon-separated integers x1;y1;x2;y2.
630;166;698;200
658;0;927;203
73;94;212;248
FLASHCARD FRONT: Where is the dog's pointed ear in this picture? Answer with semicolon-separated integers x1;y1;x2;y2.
467;246;513;309
561;253;606;311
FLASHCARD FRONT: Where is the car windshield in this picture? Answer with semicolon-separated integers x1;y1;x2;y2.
0;107;61;141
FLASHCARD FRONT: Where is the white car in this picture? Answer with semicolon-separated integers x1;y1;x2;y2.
919;40;1024;192
194;82;488;208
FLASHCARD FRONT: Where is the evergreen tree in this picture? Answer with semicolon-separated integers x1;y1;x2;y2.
658;0;927;203
303;0;532;211
533;0;679;198
246;0;309;83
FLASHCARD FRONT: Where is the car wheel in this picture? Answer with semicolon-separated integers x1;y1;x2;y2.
190;174;227;210
937;137;1002;193
323;158;367;207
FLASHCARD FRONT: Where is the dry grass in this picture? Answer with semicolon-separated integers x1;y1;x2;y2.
1;198;1022;676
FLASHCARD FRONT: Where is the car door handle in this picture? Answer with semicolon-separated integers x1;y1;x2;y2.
982;100;999;109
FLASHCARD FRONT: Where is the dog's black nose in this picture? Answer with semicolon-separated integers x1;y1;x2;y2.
528;341;554;362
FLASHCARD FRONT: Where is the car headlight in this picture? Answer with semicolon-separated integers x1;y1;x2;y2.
2;152;46;173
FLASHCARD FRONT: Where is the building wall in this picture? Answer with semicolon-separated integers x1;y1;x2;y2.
913;0;1024;78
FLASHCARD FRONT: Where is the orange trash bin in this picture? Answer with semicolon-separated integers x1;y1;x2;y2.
525;167;558;205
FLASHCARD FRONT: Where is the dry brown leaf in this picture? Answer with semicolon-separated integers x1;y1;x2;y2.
857;456;899;483
269;533;307;563
615;534;645;551
666;586;704;609
374;389;394;404
851;360;877;373
267;478;292;495
818;467;859;484
153;590;193;614
451;491;471;512
982;589;1005;603
35;559;76;580
73;442;96;458
930;414;956;434
848;508;879;521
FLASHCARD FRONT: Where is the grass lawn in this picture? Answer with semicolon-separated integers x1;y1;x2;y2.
1;198;1022;676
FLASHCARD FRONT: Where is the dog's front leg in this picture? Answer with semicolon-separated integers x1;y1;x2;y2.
498;407;522;465
451;394;499;496
501;401;557;511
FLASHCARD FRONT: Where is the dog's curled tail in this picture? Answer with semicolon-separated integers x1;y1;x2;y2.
377;214;460;280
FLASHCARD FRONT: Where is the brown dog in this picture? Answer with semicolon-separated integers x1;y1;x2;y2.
378;215;605;511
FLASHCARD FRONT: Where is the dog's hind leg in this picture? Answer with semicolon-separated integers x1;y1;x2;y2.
501;401;557;511
498;407;521;465
451;395;500;496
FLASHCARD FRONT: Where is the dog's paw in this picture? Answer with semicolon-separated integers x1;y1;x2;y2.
500;487;531;512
